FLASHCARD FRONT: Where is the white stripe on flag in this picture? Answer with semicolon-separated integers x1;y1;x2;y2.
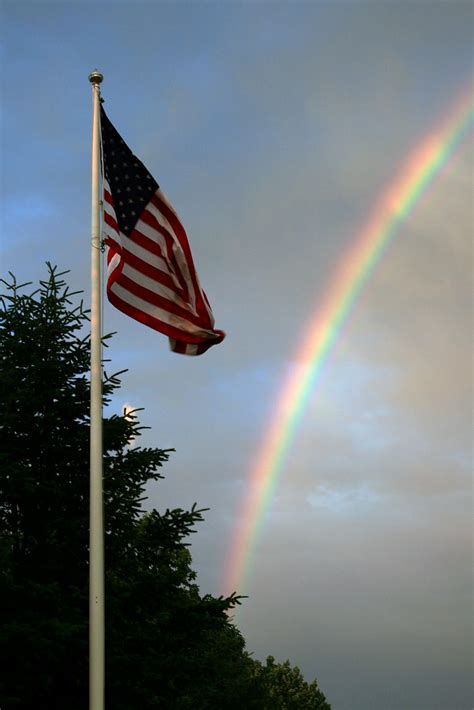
110;282;214;339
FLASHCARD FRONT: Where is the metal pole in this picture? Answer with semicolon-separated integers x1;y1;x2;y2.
88;69;104;710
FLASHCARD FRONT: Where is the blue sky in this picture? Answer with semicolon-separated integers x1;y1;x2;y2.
1;2;473;708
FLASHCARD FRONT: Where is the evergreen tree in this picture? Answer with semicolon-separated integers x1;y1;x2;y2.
0;265;330;709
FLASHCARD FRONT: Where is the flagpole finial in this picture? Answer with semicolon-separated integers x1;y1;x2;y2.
89;70;103;85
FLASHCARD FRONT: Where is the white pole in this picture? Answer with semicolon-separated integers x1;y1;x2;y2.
88;69;104;710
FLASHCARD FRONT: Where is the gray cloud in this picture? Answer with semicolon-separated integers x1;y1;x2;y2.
2;2;472;708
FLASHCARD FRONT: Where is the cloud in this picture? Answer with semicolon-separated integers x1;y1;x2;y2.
2;2;472;707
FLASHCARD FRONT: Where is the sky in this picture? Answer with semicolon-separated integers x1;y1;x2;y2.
1;2;473;708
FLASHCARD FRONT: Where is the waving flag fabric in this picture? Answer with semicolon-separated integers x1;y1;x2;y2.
100;106;225;355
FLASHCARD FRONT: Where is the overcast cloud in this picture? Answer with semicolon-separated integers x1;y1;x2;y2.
1;2;472;708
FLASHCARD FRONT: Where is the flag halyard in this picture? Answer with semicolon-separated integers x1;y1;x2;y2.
100;106;225;355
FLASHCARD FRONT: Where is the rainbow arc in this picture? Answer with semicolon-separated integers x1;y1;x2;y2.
223;84;474;598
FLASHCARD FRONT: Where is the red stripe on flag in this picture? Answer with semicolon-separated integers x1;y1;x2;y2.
113;273;206;327
127;224;189;296
121;247;185;296
107;287;224;349
104;210;119;233
100;107;224;355
138;208;191;297
150;192;210;321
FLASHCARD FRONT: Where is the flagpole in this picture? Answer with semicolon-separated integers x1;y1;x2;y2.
88;69;105;710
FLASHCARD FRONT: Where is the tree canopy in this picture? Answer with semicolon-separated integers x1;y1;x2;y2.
0;265;330;709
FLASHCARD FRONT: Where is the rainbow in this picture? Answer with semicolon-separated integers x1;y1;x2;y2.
223;84;474;598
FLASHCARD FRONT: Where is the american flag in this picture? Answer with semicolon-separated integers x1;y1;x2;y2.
100;106;225;355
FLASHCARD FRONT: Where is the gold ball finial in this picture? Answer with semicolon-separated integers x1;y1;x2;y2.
88;70;104;85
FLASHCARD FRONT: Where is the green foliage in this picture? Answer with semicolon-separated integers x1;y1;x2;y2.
0;265;330;709
252;656;331;709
